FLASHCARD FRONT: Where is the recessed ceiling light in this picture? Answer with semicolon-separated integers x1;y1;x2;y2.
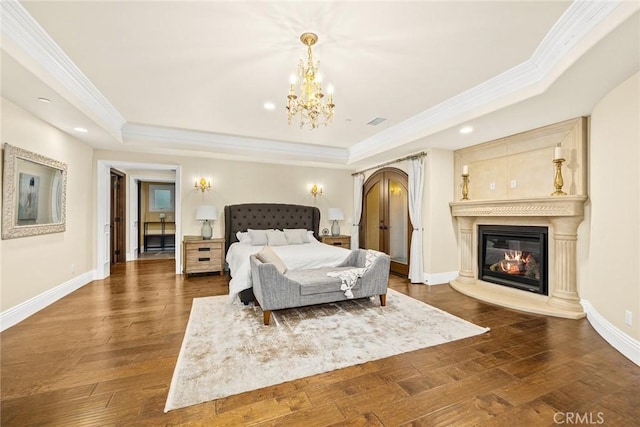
73;127;88;133
263;102;276;111
38;97;50;103
459;126;473;134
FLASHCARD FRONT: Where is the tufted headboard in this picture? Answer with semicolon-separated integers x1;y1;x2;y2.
224;203;321;253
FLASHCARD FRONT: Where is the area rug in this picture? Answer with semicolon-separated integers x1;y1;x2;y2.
164;289;489;412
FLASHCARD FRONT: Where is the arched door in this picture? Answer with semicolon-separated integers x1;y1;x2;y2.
360;168;410;276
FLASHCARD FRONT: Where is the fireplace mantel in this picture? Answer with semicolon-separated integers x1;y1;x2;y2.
450;196;587;218
449;196;588;319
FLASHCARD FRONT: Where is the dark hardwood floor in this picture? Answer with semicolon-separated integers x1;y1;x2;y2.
1;259;638;426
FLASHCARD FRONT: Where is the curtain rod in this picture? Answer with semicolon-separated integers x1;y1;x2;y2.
351;151;427;176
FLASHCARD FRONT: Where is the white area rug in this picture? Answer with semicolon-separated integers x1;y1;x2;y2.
165;289;489;412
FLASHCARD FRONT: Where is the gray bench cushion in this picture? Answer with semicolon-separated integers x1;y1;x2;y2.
285;267;361;295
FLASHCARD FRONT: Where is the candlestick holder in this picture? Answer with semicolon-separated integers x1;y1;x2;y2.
551;158;566;196
461;173;470;200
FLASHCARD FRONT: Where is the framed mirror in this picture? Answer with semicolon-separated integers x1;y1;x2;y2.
2;143;67;239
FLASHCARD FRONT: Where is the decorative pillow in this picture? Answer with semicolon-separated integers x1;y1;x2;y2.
284;228;310;243
306;230;318;242
256;246;287;274
236;231;251;244
266;230;288;246
284;229;304;245
248;229;270;246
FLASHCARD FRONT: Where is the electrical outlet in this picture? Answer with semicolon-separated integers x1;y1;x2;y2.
510;179;517;189
490;182;496;191
625;310;632;326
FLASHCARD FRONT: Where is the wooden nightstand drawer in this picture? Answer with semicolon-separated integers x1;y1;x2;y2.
183;237;224;276
321;235;351;247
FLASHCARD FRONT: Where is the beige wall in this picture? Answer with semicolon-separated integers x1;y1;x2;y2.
94;150;355;242
424;149;457;275
586;72;639;340
1;98;94;311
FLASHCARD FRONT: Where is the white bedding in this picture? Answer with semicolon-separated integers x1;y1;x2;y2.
226;238;351;301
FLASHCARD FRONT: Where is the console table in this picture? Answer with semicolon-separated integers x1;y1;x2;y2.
144;221;176;251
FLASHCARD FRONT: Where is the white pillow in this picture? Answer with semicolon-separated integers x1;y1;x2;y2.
307;230;318;242
256;246;287;274
248;229;270;246
284;229;304;245
266;230;288;246
236;231;251;244
284;228;310;243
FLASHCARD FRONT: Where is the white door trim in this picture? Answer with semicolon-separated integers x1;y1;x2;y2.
96;160;182;279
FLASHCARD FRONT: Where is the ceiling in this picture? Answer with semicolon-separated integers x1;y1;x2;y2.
1;1;639;170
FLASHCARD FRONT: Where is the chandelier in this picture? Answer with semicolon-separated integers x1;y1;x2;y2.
286;32;335;129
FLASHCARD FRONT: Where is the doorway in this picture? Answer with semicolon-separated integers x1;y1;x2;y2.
360;168;410;276
110;169;126;264
97;160;182;280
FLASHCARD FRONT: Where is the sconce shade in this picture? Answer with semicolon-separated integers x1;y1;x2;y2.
327;208;344;221
196;205;218;221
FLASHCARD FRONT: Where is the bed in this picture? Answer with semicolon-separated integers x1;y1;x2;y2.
224;203;351;303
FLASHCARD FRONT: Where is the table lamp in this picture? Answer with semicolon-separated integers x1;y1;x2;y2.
196;205;217;239
328;208;344;236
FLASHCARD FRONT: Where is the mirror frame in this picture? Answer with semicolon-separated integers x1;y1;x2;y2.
2;143;68;239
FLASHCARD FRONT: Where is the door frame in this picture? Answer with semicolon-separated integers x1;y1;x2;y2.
96;160;182;279
360;167;411;276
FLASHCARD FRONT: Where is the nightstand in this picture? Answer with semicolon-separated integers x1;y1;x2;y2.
321;235;351;247
183;237;225;276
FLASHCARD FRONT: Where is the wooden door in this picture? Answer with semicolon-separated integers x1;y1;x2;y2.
360;168;410;276
110;169;126;264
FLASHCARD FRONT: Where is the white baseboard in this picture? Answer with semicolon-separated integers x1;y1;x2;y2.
581;299;640;366
423;271;459;286
0;270;96;332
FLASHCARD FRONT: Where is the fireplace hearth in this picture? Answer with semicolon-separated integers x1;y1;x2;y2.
478;225;548;295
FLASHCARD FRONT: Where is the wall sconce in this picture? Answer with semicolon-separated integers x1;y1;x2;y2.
195;177;211;192
310;184;323;198
389;182;402;196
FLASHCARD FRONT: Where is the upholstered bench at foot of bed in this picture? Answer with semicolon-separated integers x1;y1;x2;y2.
250;249;391;325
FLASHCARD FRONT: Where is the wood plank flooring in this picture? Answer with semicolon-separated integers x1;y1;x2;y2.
2;259;639;426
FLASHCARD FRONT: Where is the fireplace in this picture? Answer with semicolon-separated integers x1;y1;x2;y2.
478;225;548;295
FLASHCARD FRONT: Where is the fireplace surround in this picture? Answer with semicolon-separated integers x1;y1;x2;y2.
450;196;587;319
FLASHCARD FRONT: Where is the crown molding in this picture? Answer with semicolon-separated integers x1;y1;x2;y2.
122;123;349;164
348;0;625;164
3;0;634;165
1;0;126;141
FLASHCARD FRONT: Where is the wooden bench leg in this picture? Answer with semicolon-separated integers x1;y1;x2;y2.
380;294;386;306
263;310;271;325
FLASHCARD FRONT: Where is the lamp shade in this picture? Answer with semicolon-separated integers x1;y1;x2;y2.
327;208;344;221
196;205;217;221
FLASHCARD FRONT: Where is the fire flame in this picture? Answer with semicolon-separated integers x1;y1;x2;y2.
500;250;524;274
504;250;523;261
